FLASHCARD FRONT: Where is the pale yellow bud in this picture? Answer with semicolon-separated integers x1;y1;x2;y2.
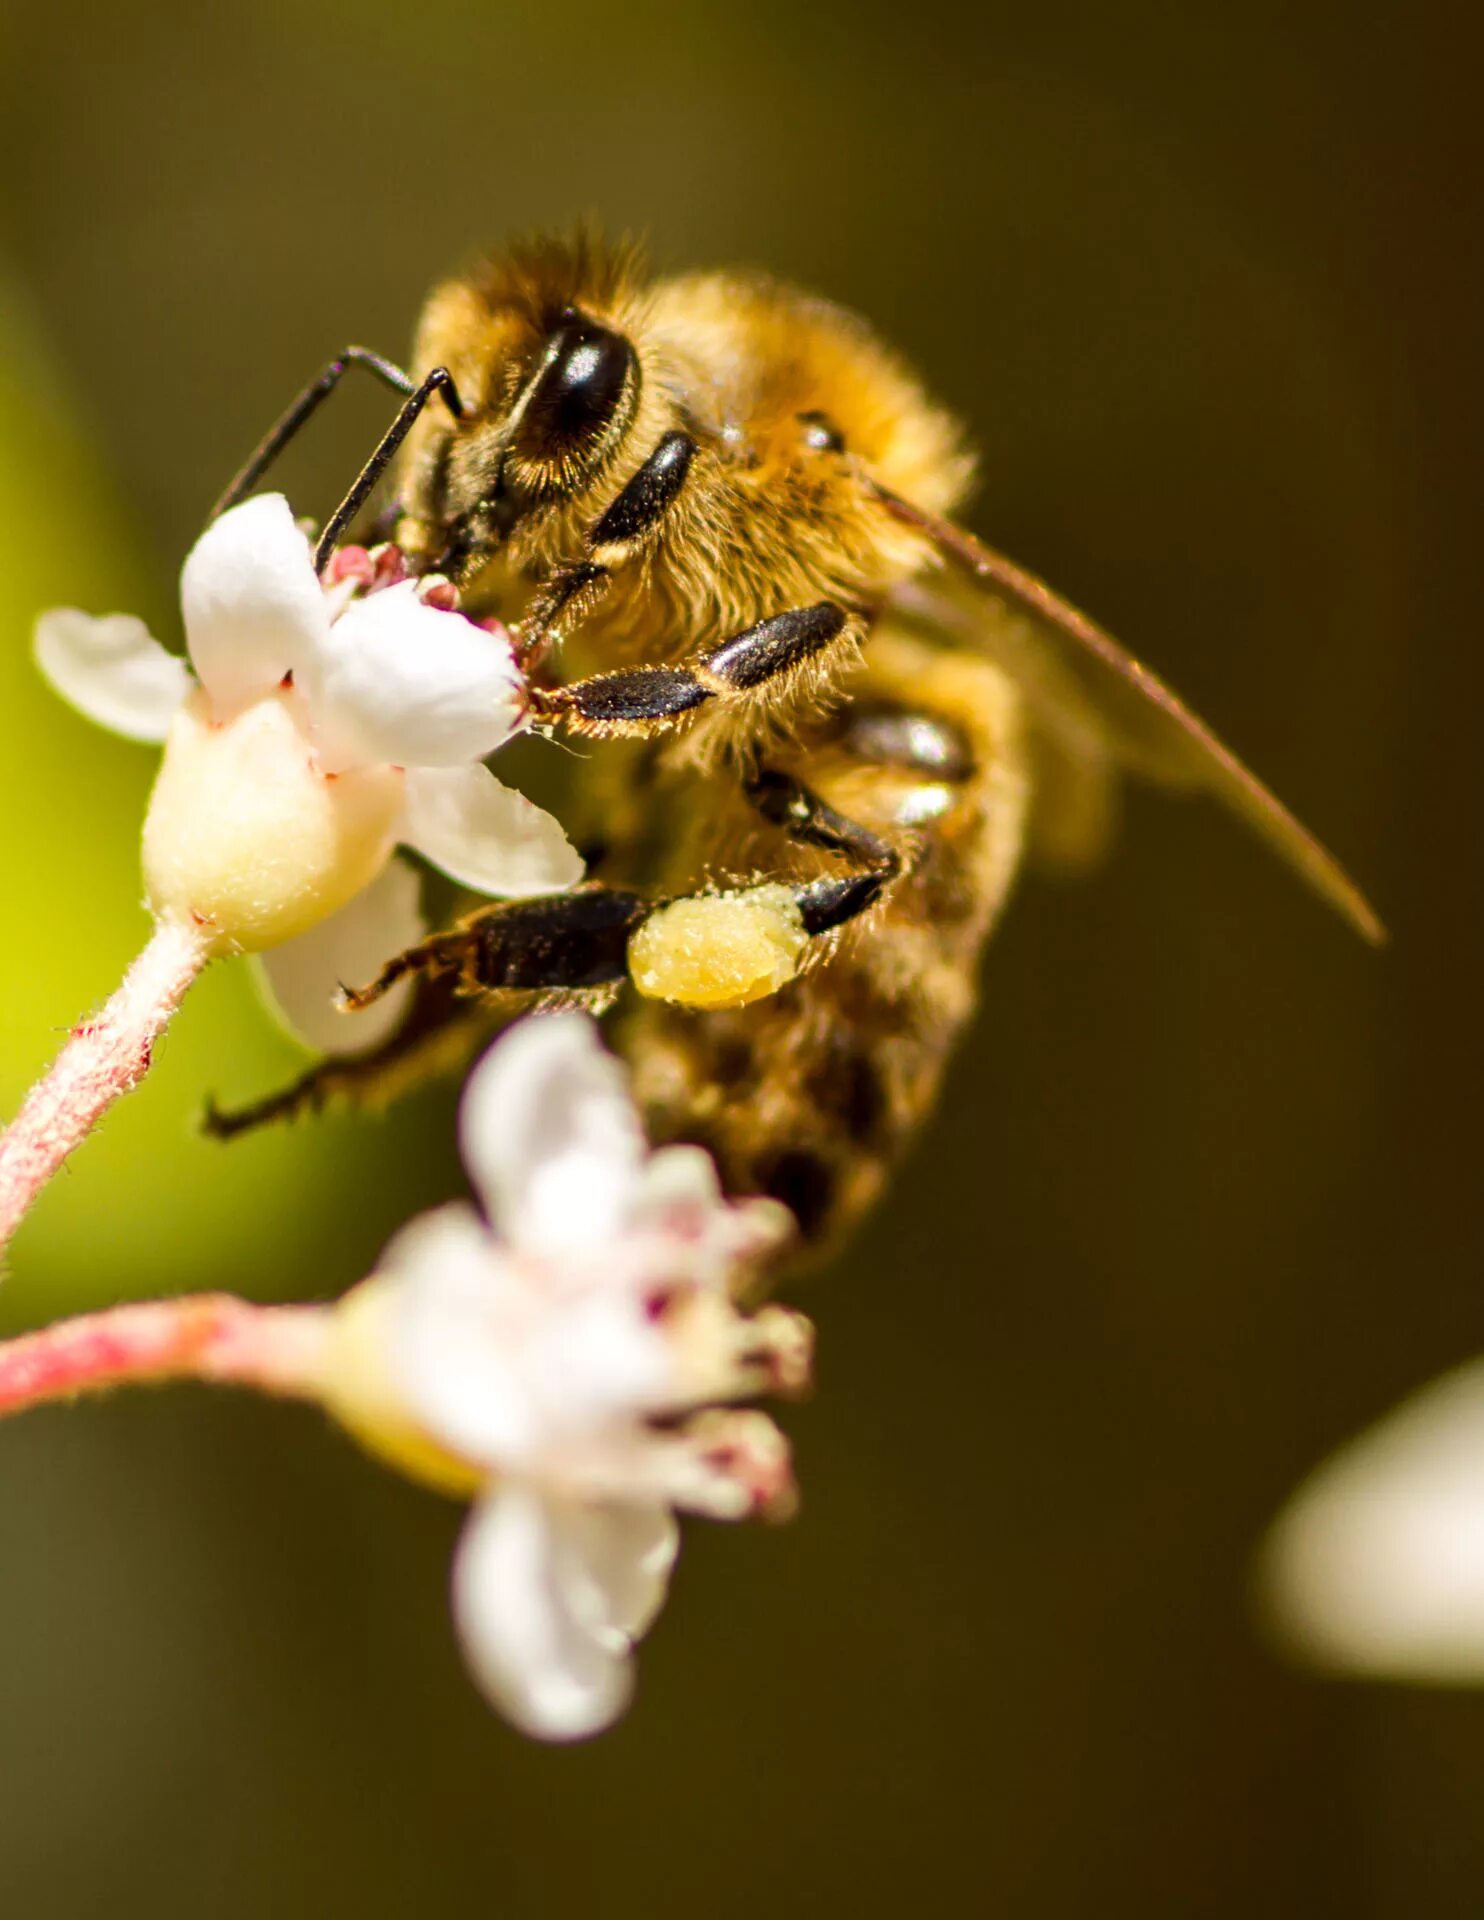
141;687;404;956
628;884;808;1010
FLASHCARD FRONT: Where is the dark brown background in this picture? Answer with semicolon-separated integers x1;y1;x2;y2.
0;2;1478;1913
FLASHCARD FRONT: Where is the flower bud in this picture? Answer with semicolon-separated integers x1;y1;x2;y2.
141;687;404;956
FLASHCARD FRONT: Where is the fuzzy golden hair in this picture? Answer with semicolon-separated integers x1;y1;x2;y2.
211;231;1375;1257
398;236;973;717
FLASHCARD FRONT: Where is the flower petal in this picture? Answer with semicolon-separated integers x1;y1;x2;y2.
303;583;524;773
459;1014;647;1257
1264;1358;1484;1681
386;1206;541;1464
33;609;191;742
632;1144;725;1235
400;765;583;896
378;1198;495;1289
390;1215;673;1464
632;1145;793;1290
452;1488;650;1741
180;494;329;718
563;1409;796;1520
254;855;425;1055
555;1502;678;1647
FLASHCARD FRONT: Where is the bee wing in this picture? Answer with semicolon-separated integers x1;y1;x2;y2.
874;482;1383;944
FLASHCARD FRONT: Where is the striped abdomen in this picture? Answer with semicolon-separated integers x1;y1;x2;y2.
618;626;1031;1257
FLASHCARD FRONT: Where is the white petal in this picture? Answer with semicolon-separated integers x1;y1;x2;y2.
387;1205;538;1463
560;1409;794;1520
33;608;191;742
452;1489;656;1741
401;765;583;896
390;1211;673;1463
1264;1358;1484;1681
379;1197;496;1290
460;1013;646;1257
522;1288;681;1437
179;494;329;718
633;1144;724;1226
253;855;426;1055
632;1145;792;1290
556;1503;678;1646
303;583;524;773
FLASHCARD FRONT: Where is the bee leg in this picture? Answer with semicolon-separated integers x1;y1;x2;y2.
342;763;900;1017
341;886;654;1010
517;431;698;664
535;602;852;738
615;770;904;1013
201;977;490;1139
744;769;903;934
210;348;465;529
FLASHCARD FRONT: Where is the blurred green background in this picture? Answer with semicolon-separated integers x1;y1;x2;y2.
0;1;1477;1913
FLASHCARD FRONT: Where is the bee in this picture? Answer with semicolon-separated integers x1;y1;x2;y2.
208;232;1380;1255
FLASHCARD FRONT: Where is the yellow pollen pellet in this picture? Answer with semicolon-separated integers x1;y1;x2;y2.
628;884;808;1010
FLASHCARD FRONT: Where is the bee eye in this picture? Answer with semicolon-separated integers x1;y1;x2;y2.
519;316;637;457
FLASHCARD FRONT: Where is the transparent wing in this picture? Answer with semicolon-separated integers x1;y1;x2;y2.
874;481;1383;944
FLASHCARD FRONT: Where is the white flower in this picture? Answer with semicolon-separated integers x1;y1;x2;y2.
1263;1358;1484;1682
35;495;581;1048
325;1012;807;1741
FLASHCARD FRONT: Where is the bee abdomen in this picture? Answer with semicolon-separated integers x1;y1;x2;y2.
619;633;1030;1259
624;942;973;1254
625;1000;899;1245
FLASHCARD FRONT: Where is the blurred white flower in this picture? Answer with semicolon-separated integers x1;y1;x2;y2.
327;1012;807;1741
1263;1359;1484;1682
34;494;581;1048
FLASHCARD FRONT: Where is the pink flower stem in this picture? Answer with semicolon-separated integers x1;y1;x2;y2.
0;1294;331;1420
0;916;210;1258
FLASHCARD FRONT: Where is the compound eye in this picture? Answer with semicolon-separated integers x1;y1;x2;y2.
519;315;636;458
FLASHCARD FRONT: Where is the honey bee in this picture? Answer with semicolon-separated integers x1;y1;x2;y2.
209;232;1380;1255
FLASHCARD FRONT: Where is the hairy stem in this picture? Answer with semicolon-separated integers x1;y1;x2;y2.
0;917;210;1258
0;1294;331;1419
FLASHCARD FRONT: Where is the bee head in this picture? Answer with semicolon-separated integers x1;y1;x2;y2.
399;235;648;579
